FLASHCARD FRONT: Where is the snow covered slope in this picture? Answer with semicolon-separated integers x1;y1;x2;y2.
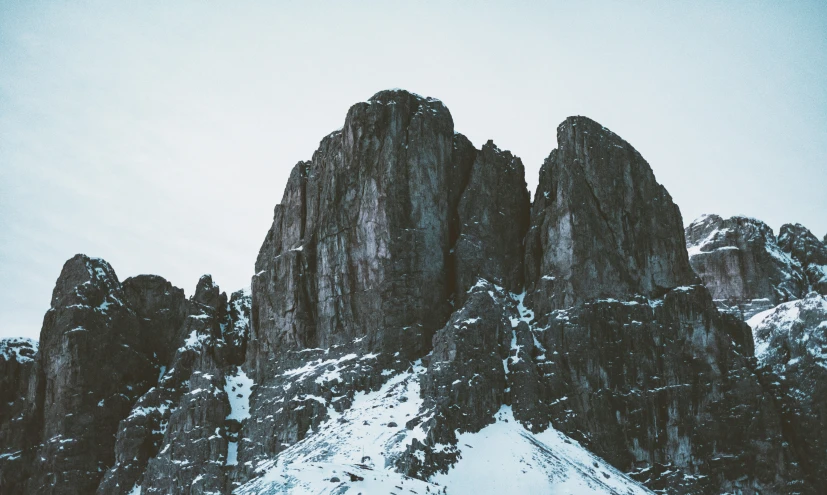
748;292;827;365
236;363;652;495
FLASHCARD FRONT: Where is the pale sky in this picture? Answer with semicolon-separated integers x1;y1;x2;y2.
2;1;826;340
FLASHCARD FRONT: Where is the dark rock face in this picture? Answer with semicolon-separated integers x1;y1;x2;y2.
517;120;807;494
400;281;512;477
121;274;189;365
4;91;825;495
535;287;804;494
454;142;531;303
248;90;461;379
778;223;827;295
27;255;159;494
525;117;697;318
99;276;250;495
685;214;807;319
748;293;827;490
238;90;533;476
0;338;39;493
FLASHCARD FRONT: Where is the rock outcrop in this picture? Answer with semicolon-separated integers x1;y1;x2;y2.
239;90;534;476
0;338;39;493
748;293;827;490
518;121;807;494
399;281;513;477
685;214;807;319
248;90;461;376
2;90;824;495
525;117;697;318
778;223;827;295
454;141;531;303
98;276;250;495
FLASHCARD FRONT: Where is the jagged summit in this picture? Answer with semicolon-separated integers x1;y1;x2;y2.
1;91;823;495
685;214;808;318
525;114;696;315
778;222;827;294
367;87;443;104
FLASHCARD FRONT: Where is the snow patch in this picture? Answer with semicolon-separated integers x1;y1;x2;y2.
225;367;253;421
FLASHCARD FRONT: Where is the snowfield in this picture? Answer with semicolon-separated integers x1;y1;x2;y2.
236;363;651;495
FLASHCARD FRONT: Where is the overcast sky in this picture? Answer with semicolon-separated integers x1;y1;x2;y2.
2;1;826;340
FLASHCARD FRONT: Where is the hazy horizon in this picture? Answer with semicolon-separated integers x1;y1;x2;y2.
2;1;826;340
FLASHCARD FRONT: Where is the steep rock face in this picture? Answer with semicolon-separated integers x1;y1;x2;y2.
685;214;807;319
535;287;804;494
0;338;39;493
454;142;531;303
27;255;159;494
525;117;696;318
521;120;808;493
121;275;189;364
778;223;827;295
239;90;533;478
400;281;512;477
98;275;251;495
748;293;827;489
248;90;461;378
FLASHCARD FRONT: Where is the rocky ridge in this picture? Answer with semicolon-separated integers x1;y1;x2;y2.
1;89;823;495
685;214;809;319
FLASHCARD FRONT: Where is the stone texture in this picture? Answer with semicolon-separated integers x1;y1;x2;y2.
685;214;807;319
29;255;160;494
399;282;512;477
248;90;461;381
454;141;531;303
778;223;827;295
122;274;189;365
520;119;810;493
749;293;827;490
98;275;250;495
534;287;806;494
3;92;825;495
525;116;697;319
238;90;532;478
0;338;39;493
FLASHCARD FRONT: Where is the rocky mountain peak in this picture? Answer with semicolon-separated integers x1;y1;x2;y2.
193;273;223;309
525;116;696;315
685;214;807;318
778;222;827;294
49;254;123;310
2;90;824;495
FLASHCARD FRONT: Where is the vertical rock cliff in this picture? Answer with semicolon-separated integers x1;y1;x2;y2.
525;117;697;317
0;90;822;495
519;119;807;494
28;255;159;494
778;223;827;295
685;214;808;319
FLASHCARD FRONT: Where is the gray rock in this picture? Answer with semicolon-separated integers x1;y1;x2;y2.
535;287;804;494
0;338;39;493
454;141;530;304
686;214;808;319
248;90;460;380
99;274;250;495
749;293;827;490
29;255;159;494
525;117;696;319
778;223;827;294
398;281;511;478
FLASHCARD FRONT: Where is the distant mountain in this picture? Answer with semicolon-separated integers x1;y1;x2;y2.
1;90;823;495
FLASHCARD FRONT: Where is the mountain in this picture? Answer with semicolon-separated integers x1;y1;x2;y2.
778;223;827;295
686;221;827;492
1;89;823;494
685;214;808;319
